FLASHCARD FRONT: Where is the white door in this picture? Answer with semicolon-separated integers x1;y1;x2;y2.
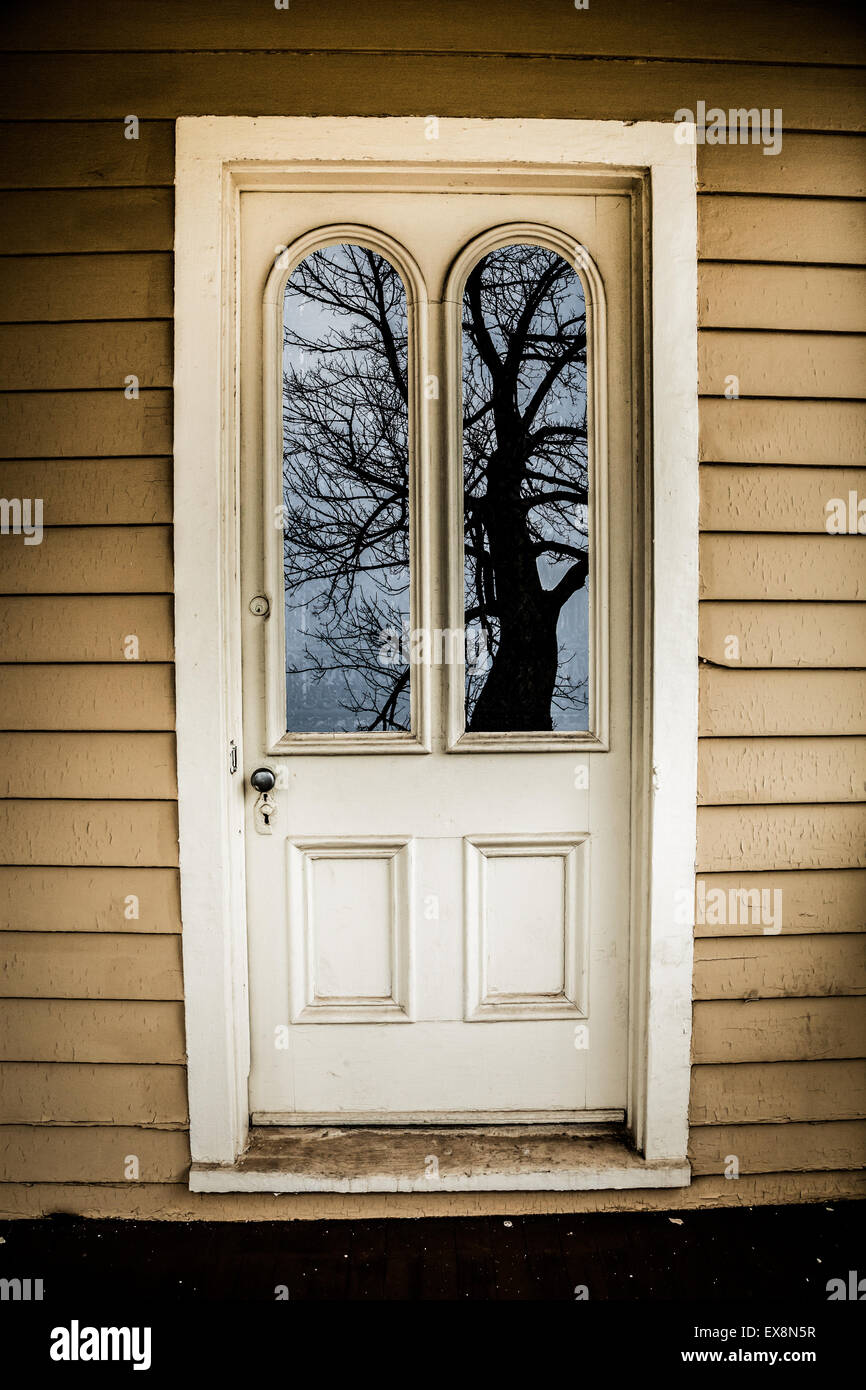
240;183;635;1123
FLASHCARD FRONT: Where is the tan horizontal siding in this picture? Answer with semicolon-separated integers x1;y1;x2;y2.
0;596;174;662
0;189;172;253
0;801;178;867
0;460;172;525
699;670;866;737
698;136;866;198
0;121;174;188
697;804;866;872
693;935;866;1000
699;466;866;534
693;870;866;937
697;736;866;805
698;331;866;400
0;1125;189;1182
699;265;866;332
693;997;866;1063
0;866;181;933
0;1062;187;1126
0;254;174;323
0;999;185;1063
1;932;183;999
0;665;175;730
3;3;862;65
699;602;865;668
0;732;177;798
0;321;172;390
0;525;173;594
699;399;866;464
0;389;172;457
690;1060;866;1125
699;197;866;264
700;535;865;600
689;1120;866;1175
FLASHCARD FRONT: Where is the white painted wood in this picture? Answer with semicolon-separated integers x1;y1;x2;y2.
174;118;697;1185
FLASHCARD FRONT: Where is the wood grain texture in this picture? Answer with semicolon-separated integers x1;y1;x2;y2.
0;189;172;253
693;935;866;1000
693;997;866;1063
0;999;185;1062
697;804;866;872
698;135;866;197
699;197;866;264
0;733;177;798
0;664;175;730
0;1062;188;1126
0;390;172;458
693;870;866;937
0;55;862;129
0;255;173;323
690;1059;866;1125
0;321;172;390
699;265;866;332
699;602;866;668
0;596;174;662
0;801;178;867
698;736;866;805
0;1125;189;1182
0;122;174;188
700;535;865;600
0;526;173;594
699;331;866;400
0;931;183;999
688;1120;866;1175
699;466;866;534
0;459;172;526
3;2;862;65
0;866;181;933
699;669;866;736
699;399;866;464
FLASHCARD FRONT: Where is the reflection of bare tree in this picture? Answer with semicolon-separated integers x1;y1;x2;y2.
282;241;588;734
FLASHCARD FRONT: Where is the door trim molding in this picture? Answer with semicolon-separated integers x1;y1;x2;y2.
174;117;698;1182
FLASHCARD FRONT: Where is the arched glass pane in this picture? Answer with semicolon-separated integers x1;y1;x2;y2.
281;243;411;733
461;242;589;732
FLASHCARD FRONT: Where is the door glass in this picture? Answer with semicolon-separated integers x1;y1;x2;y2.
461;243;589;733
281;242;412;733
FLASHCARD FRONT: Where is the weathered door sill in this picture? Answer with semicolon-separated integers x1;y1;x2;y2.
190;1124;691;1193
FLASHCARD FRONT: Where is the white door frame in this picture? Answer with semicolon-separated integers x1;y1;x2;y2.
174;117;698;1189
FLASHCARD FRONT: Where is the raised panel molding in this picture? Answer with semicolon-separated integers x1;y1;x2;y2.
287;837;414;1023
464;834;589;1022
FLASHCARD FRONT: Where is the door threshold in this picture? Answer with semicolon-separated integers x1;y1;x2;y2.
251;1109;625;1126
190;1124;691;1193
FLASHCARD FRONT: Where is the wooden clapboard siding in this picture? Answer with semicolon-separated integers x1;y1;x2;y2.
693;936;866;1000
0;1062;188;1126
693;870;866;937
0;3;862;1220
0;596;174;662
700;535;865;600
699;466;866;533
0;932;183;999
698;804;866;872
0;321;172;390
0;664;175;730
699;265;866;332
0;1000;185;1063
0;255;174;323
699;602;865;667
0;867;181;933
697;737;866;805
699;670;866;736
0;733;177;798
690;1060;866;1125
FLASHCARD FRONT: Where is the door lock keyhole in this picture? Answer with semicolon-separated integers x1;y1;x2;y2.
251;767;277;831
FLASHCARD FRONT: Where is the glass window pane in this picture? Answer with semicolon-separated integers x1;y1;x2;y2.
282;243;412;733
462;243;589;733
